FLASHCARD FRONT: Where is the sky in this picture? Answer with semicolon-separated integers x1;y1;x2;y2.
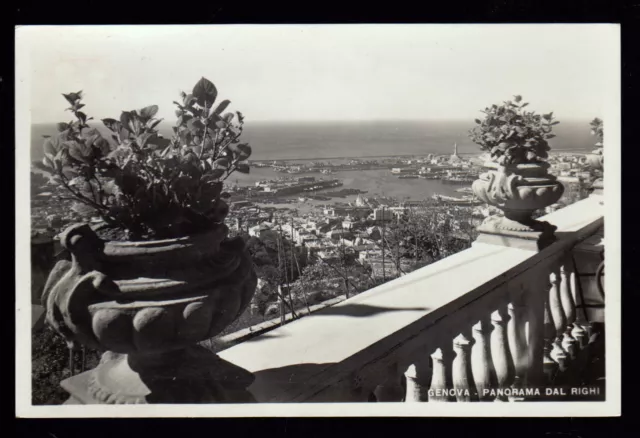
17;24;617;124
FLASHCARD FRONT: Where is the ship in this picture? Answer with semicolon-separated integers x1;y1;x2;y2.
398;174;420;179
432;194;482;206
441;175;475;184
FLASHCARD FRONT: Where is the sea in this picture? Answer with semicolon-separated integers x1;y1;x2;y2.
30;120;595;202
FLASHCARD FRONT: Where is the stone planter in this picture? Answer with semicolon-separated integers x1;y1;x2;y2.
472;162;564;250
43;218;258;404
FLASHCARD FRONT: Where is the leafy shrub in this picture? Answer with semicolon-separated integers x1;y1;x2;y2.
587;117;604;182
590;117;604;152
33;78;252;240
468;95;559;166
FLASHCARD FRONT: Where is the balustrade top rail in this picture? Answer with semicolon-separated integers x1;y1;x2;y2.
218;196;604;403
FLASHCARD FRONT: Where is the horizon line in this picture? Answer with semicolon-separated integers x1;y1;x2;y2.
31;117;598;125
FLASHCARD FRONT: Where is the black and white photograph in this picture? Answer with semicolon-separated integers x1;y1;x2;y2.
15;24;620;417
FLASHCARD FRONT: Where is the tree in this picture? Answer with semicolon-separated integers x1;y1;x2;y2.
379;203;475;270
243;232;308;318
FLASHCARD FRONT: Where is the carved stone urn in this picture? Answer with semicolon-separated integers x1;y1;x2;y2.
472;161;564;250
42;211;258;404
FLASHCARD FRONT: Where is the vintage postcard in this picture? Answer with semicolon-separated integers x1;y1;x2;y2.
15;24;620;417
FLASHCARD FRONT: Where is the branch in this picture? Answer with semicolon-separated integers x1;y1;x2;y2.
199;104;209;161
317;256;362;294
58;172;108;213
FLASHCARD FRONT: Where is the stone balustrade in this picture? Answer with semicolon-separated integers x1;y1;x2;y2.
217;195;604;403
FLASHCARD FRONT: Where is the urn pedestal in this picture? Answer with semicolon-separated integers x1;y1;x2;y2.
472;163;564;251
43;221;258;404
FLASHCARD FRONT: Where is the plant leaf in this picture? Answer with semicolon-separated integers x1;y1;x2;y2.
137;132;154;148
192;77;217;107
203;137;214;150
229;143;252;160
139;105;159;120
67;141;93;164
235;162;250;174
120;111;133;127
212;100;230;116
213;158;230;168
187;118;204;133
183;93;196;107
43;136;63;157
62;93;75;105
179;129;191;145
42;156;54;169
101;118;121;133
148;118;163;130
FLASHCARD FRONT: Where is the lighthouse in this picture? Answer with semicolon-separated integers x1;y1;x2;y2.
449;142;462;164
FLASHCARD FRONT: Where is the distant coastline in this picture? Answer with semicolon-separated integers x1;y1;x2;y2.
30;119;596;162
247;150;588;163
249;153;481;163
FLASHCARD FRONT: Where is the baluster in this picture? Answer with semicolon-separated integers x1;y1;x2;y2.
571;321;589;350
490;306;515;401
548;268;568;371
508;284;529;397
428;347;453;402
404;356;431;402
569;262;589;349
373;362;405;402
543;299;558;379
525;276;546;392
452;331;478;402
559;260;578;360
471;317;498;401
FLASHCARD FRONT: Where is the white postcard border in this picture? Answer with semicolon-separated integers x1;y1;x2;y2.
15;23;621;418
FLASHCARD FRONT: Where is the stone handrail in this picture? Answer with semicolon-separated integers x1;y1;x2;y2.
218;195;604;402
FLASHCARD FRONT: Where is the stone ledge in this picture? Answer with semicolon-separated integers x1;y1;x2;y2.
218;197;604;402
209;295;348;352
474;220;557;251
